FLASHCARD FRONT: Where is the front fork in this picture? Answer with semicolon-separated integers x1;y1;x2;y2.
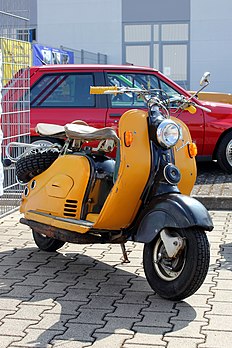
160;229;184;258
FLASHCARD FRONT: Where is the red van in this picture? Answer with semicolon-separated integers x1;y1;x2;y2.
6;64;232;173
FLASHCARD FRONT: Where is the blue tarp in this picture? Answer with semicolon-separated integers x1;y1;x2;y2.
33;44;74;65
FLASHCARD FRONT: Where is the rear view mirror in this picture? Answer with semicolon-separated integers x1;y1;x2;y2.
200;72;210;86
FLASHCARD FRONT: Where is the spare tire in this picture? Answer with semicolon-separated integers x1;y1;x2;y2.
16;150;59;183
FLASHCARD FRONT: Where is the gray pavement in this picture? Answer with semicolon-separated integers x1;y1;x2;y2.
192;161;232;210
0;209;231;348
0;162;231;347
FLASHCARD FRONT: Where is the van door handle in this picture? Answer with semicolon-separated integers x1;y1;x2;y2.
109;113;122;117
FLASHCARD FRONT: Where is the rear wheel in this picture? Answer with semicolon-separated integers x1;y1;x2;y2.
15;149;59;183
216;131;232;173
143;227;210;301
32;230;65;252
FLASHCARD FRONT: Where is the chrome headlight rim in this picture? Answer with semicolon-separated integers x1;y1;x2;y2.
156;119;180;148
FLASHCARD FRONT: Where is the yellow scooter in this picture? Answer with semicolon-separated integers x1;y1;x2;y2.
16;86;213;301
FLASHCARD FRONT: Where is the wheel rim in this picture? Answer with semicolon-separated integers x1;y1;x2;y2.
153;235;186;281
226;139;232;166
28;140;54;155
32;139;54;147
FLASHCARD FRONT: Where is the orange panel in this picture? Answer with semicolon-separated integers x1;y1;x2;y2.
172;117;197;195
93;109;151;230
20;155;91;220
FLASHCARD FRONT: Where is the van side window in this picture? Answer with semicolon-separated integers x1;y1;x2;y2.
107;72;182;108
31;73;95;107
106;73;159;108
159;79;182;106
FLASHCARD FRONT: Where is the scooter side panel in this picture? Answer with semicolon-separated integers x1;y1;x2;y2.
20;155;91;222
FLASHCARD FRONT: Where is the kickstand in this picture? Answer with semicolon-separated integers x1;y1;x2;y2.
120;243;130;263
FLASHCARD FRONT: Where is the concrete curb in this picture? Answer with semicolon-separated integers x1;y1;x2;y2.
192;195;232;210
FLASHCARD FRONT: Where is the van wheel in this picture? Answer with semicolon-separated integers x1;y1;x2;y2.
31;136;63;148
15;149;59;183
32;230;65;252
217;131;232;173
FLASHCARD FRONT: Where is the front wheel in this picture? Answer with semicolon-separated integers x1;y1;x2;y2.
32;230;65;252
143;228;210;301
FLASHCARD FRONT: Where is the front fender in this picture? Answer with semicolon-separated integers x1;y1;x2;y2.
135;194;213;243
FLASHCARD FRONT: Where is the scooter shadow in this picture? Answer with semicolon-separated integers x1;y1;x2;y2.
0;246;197;347
218;242;232;271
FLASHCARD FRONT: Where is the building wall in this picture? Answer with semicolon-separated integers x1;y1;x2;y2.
29;0;37;29
36;0;122;64
122;0;190;22
190;0;232;92
122;0;190;89
0;0;31;33
33;0;232;92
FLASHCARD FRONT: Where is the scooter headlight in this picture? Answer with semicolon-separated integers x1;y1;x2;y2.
157;119;180;148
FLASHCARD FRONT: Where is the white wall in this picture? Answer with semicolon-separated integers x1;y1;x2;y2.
37;0;122;64
190;0;232;92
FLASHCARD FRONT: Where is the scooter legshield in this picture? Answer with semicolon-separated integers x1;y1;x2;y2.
135;193;213;243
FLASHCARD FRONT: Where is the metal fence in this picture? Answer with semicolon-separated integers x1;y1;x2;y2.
61;46;107;64
0;0;30;217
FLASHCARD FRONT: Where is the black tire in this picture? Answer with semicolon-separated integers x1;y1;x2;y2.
16;149;59;183
143;228;210;301
32;230;65;252
216;131;232;173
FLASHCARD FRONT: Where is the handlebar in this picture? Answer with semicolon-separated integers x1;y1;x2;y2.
90;86;150;95
176;101;211;114
90;86;211;114
90;86;118;94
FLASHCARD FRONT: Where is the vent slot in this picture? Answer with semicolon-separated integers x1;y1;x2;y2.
63;212;76;217
65;204;77;208
64;208;77;213
64;200;77;217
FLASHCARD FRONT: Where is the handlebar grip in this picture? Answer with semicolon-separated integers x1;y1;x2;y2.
185;105;197;114
90;86;118;94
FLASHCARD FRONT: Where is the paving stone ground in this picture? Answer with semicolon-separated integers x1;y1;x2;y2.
0;208;231;348
191;162;232;209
